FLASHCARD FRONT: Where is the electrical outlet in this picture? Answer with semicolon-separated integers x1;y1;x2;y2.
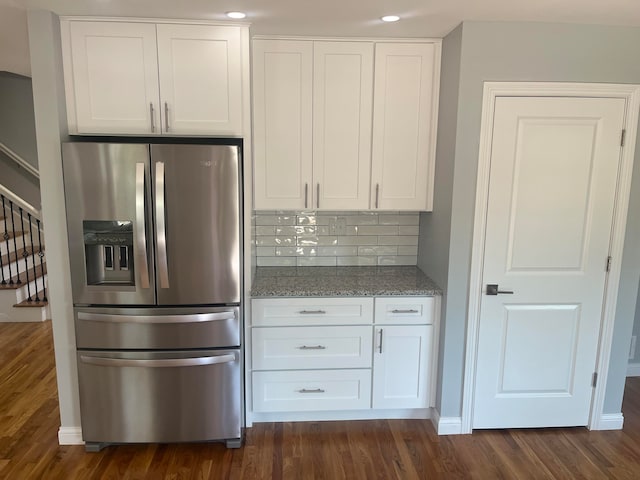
630;335;637;360
328;217;348;236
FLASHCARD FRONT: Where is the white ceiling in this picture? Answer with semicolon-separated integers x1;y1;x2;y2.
3;0;640;76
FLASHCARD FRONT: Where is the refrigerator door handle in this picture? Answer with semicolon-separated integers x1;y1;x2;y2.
77;311;236;324
155;161;170;288
79;353;236;368
135;163;150;288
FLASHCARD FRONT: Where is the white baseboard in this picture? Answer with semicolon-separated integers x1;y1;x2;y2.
58;426;84;445
627;362;640;377
431;408;464;435
250;408;430;423
594;413;624;431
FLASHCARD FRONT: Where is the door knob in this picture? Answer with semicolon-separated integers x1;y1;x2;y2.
486;284;514;295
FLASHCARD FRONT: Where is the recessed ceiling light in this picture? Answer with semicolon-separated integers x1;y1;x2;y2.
226;11;246;19
381;15;400;22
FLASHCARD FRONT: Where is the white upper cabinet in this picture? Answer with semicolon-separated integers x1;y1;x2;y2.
371;43;440;211
252;40;313;210
62;19;247;136
253;40;373;210
156;24;242;135
252;38;440;211
312;42;373;210
64;21;160;135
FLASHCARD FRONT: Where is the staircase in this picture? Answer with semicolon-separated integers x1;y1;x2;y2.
0;193;49;322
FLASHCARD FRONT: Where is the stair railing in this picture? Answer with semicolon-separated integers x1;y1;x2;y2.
0;191;46;303
0;142;39;180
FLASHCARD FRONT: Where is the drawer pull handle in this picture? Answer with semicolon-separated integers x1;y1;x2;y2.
391;309;419;314
298;345;326;350
299;388;325;394
299;310;327;315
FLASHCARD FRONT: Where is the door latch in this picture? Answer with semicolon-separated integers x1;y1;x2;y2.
486;284;514;295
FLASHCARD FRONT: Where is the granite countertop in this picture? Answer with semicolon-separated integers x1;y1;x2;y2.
250;266;442;297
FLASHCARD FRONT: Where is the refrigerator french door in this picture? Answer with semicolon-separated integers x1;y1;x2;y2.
63;142;240;307
62;142;243;450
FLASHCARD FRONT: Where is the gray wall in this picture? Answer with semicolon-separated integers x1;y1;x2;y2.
420;21;640;418
0;152;40;208
633;283;640;364
417;24;462;413
0;71;38;167
0;71;40;208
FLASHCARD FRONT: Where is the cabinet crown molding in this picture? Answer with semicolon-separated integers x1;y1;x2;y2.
251;34;441;44
60;16;251;27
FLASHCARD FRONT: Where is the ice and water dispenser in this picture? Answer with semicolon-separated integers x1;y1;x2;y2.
83;220;134;286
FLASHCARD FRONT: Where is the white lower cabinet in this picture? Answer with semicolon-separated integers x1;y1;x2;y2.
249;296;438;421
372;325;432;409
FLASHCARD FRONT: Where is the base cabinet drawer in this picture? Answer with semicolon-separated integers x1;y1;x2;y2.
374;297;434;325
253;369;372;412
252;326;373;370
252;298;373;326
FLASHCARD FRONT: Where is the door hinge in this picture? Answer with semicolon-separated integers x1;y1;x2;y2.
621;129;626;147
606;256;612;272
592;372;598;388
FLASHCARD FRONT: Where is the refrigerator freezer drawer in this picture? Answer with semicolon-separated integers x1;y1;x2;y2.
77;349;241;445
75;306;240;349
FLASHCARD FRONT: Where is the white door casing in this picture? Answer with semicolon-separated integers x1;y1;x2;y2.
463;83;640;433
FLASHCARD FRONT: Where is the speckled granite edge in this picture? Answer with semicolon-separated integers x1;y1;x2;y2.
250;266;442;297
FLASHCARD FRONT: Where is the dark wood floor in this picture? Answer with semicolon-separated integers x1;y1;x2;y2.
1;321;640;479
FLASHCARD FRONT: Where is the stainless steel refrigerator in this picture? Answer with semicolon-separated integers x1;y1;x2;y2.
62;142;243;450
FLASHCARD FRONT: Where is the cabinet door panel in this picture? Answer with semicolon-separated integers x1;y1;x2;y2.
313;42;373;210
371;43;439;211
372;325;432;409
253;40;313;209
157;24;243;135
67;22;160;134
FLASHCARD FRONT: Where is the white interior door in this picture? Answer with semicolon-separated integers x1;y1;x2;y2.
473;96;625;428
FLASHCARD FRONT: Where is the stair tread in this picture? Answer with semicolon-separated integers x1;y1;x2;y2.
0;264;48;290
0;231;25;239
13;297;48;308
1;247;45;266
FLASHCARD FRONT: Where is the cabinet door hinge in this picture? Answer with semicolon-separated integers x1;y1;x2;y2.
606;256;612;272
621;129;626;147
592;372;598;388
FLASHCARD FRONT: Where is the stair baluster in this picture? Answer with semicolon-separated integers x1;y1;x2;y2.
0;200;5;285
19;208;32;301
3;197;16;285
9;201;21;284
36;219;47;302
28;213;40;302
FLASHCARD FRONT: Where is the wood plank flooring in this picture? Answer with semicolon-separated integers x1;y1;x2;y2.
1;321;640;479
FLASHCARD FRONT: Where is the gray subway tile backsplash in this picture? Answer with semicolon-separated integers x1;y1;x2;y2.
254;211;419;267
